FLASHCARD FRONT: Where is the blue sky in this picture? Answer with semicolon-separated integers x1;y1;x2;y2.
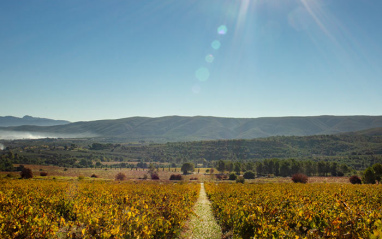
1;0;381;122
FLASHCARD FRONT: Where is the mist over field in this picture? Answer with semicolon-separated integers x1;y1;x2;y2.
0;130;97;140
0;143;4;150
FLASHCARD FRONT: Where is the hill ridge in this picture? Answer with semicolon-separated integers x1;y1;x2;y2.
1;115;382;141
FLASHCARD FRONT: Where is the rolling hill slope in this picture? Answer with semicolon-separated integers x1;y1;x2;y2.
0;115;70;127
1;115;382;141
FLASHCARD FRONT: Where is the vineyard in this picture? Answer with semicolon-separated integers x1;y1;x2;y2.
205;183;382;238
0;179;199;238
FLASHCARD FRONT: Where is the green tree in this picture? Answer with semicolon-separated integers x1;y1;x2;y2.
245;162;254;171
0;156;14;171
225;161;233;172
95;161;102;168
304;161;315;176
340;164;350;175
330;162;338;176
280;161;291;177
363;167;376;184
317;162;326;176
216;160;225;174
372;163;382;183
234;162;241;175
256;162;263;176
181;162;194;175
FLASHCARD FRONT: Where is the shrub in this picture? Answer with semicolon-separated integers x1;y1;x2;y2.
243;171;255;179
291;173;308;183
236;176;245;184
90;174;98;178
40;172;48;176
115;172;126;181
228;173;237;180
78;175;85;180
20;168;33;179
169;174;183;180
216;174;228;180
143;174;148;180
151;172;160;180
349;175;362;184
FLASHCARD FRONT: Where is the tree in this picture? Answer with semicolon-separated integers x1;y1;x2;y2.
234;162;241;175
304;161;315;176
216;160;225;174
363;167;376;184
372;163;382;183
245;162;254;171
0;156;14;171
317;162;326;176
181;162;194;175
340;164;350;175
290;159;301;175
95;161;102;168
256;162;263;176
20;167;33;179
225;161;233;172
280;161;291;177
330;162;338;176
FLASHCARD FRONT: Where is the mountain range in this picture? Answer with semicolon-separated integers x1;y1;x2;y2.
1;115;382;142
0;115;70;127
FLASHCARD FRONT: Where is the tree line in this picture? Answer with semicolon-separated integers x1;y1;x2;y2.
208;158;354;177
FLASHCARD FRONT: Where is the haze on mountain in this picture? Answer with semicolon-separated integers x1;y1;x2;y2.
0;115;70;127
1;115;381;142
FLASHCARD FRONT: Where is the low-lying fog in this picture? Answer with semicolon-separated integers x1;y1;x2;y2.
0;130;97;140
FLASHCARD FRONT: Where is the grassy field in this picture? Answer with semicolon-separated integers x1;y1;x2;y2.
1;165;214;181
1;164;352;184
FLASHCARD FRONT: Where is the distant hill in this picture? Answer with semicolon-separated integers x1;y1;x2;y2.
341;127;382;137
1;115;382;141
0;115;70;127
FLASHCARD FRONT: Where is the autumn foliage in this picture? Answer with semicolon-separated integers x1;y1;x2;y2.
20;167;33;179
205;182;382;238
349;175;362;184
291;173;308;183
0;180;199;238
115;172;127;181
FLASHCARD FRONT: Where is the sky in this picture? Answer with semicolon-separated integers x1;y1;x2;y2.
1;0;381;122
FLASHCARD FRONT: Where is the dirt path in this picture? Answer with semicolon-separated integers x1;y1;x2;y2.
181;183;222;239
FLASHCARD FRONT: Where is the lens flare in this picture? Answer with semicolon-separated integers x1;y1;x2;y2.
195;67;210;82
211;40;221;50
205;54;214;63
217;25;228;35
